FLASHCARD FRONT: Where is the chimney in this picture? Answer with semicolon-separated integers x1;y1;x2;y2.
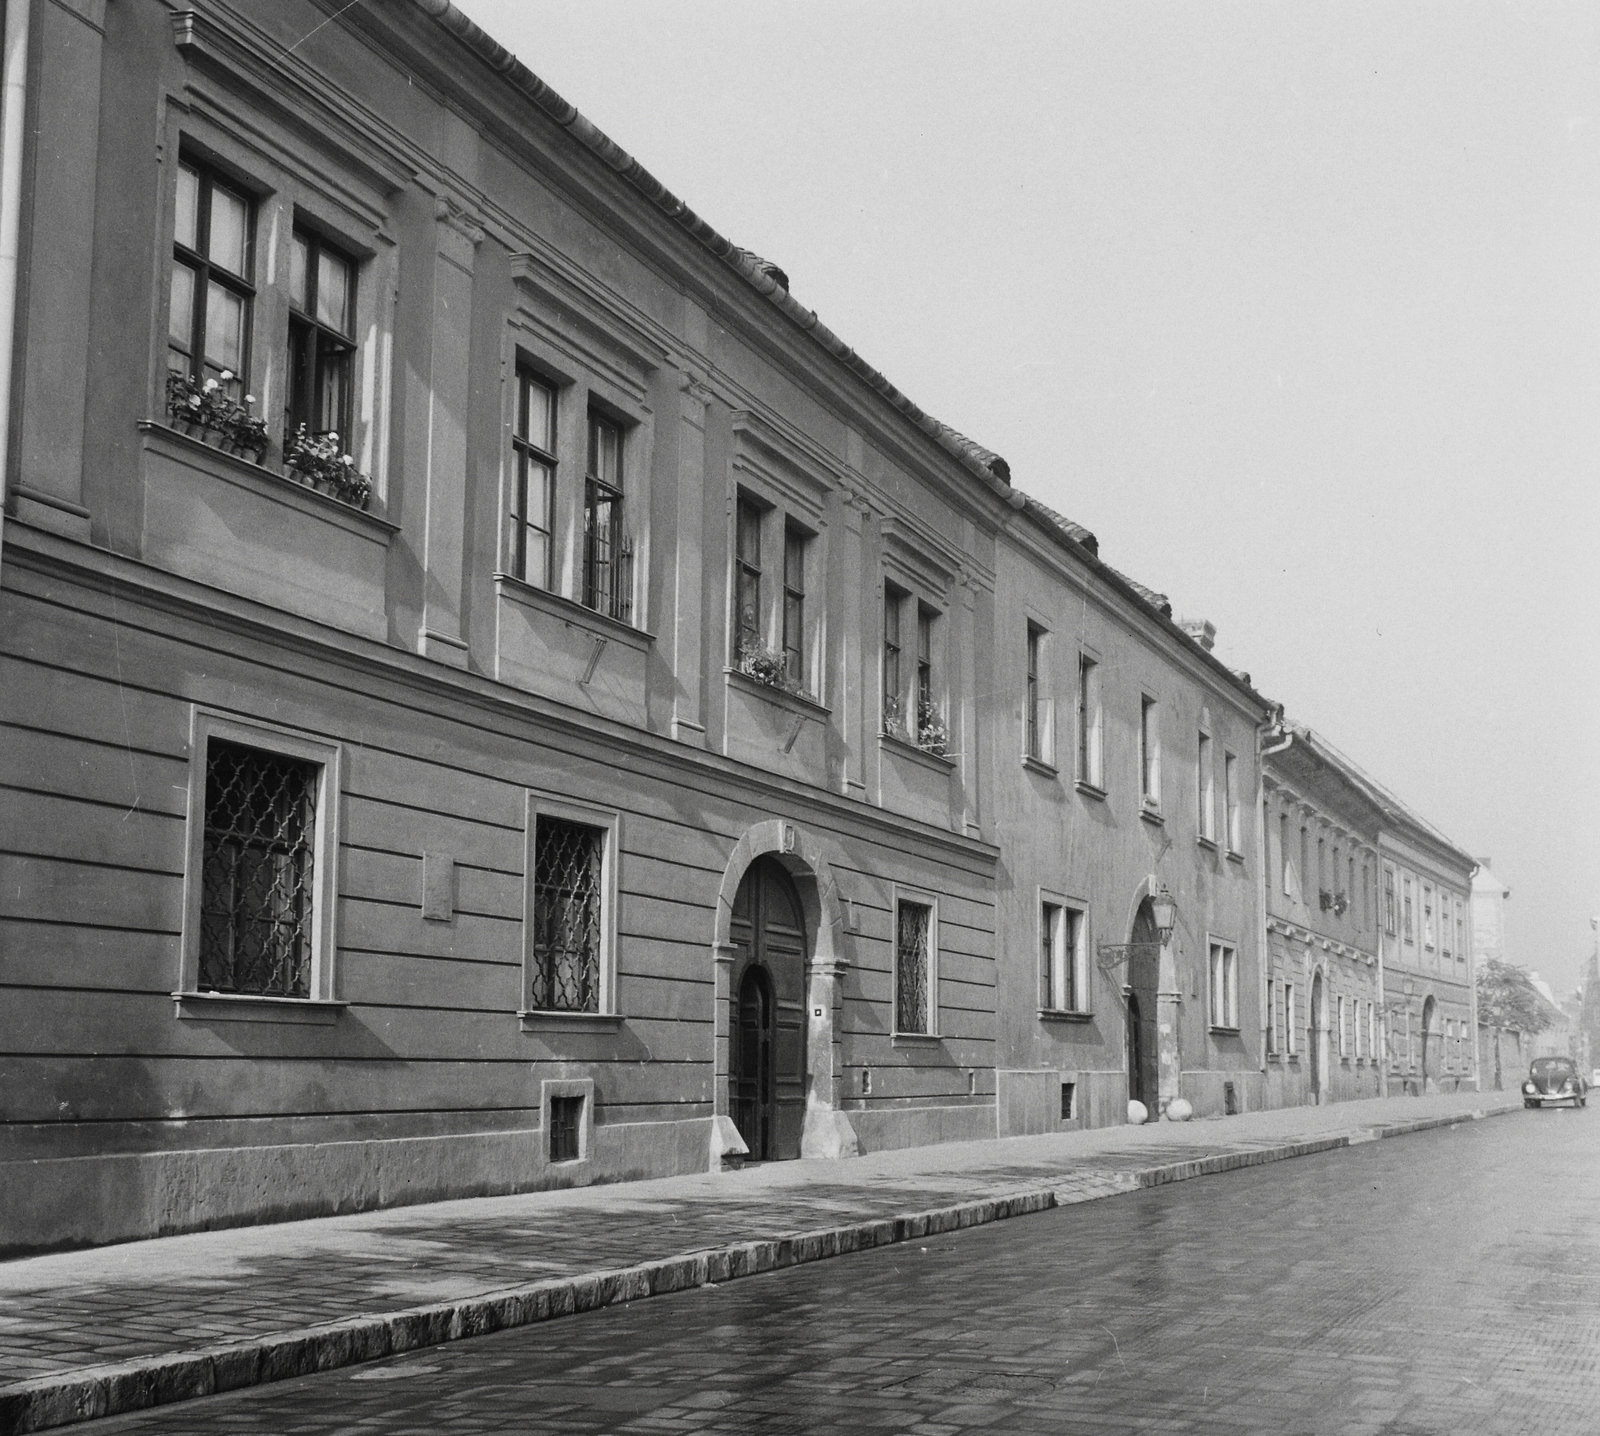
1179;618;1216;652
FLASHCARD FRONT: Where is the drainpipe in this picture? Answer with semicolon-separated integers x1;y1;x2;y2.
1255;707;1289;1089
0;0;32;582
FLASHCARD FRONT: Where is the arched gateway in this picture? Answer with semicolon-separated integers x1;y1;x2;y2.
711;822;858;1168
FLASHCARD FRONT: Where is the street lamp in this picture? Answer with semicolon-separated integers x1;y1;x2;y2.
1151;884;1177;944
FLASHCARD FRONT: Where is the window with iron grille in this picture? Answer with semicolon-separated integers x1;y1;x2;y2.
895;898;934;1034
530;817;604;1012
583;410;632;622
169;156;255;392
285;226;356;442
199;740;318;998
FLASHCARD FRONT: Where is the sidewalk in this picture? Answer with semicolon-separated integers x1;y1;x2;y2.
0;1091;1517;1434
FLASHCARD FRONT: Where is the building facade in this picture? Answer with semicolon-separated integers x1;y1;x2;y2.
1260;726;1386;1106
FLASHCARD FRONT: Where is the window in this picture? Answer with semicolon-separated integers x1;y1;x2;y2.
199;740;319;998
1041;901;1085;1013
526;809;616;1014
509;367;557;586
1368;1001;1377;1060
1347;857;1356;917
1361;862;1370;930
1224;753;1240;853
1441;894;1452;956
1208;942;1238;1029
783;525;807;687
1267;978;1279;1054
1403;877;1415;945
1337;995;1348;1056
1317;838;1326;900
286;227;355;442
1423;886;1435;950
1281;814;1292;895
1139;696;1159;805
1197;731;1214;840
895;897;935;1035
1025;624;1045;761
1060;1082;1076;1121
1384;867;1397;936
1455;912;1465;963
1354;998;1362;1058
1075;653;1101;786
1285;982;1297;1055
1300;827;1310;902
882;584;908;735
583;410;631;621
549;1094;584;1163
169;156;255;390
734;494;763;661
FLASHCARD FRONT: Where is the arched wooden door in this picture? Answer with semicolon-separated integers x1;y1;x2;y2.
729;857;807;1160
1126;900;1161;1111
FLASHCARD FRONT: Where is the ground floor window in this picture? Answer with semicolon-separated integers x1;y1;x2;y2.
1208;941;1238;1030
895;896;936;1034
1040;899;1085;1013
530;816;605;1012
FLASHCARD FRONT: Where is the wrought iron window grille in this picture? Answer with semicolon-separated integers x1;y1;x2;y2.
199;741;319;998
531;818;604;1012
895;900;932;1034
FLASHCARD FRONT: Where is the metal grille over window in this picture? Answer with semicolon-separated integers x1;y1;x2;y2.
200;741;318;997
896;900;932;1034
532;818;603;1012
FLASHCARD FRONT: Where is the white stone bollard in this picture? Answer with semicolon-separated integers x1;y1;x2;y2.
1127;1099;1149;1125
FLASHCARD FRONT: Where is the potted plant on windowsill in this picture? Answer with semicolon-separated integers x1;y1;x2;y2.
283;425;373;510
916;699;950;758
881;692;908;742
165;370;270;462
737;637;793;692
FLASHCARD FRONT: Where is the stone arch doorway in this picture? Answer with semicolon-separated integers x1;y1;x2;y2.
1420;995;1437;1093
1126;899;1161;1112
1309;971;1326;1103
710;820;858;1168
729;857;806;1161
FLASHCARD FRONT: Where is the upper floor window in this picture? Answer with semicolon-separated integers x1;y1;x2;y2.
1076;653;1102;787
1224;752;1240;854
583;411;631;622
783;524;807;688
509;368;557;586
1300;826;1310;901
1281;814;1292;895
286;227;355;442
1196;731;1215;841
1208;941;1238;1030
169;158;254;391
1383;866;1397;934
1025;624;1046;762
882;585;945;753
1139;696;1160;806
1455;912;1465;962
1403;877;1415;944
735;494;764;661
1337;995;1348;1056
1362;862;1371;931
1423;886;1435;949
883;582;906;735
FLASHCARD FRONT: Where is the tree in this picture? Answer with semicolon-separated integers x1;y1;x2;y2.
1476;959;1553;1035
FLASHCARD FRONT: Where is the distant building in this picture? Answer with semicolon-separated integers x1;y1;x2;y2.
1471;861;1512;968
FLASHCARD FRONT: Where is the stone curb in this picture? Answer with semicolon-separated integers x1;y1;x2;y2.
0;1105;1521;1435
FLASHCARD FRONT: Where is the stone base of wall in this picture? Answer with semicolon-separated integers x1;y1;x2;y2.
0;1117;713;1256
846;1102;995;1153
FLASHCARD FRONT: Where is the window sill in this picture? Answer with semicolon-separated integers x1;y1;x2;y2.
1022;755;1058;779
1197;835;1217;852
1039;1008;1093;1024
1139;805;1165;827
518;1010;625;1033
1074;779;1107;802
891;1031;944;1046
495;572;654;648
724;665;830;717
1266;1052;1282;1063
1226;849;1245;864
172;991;345;1025
879;732;957;772
1209;1025;1242;1037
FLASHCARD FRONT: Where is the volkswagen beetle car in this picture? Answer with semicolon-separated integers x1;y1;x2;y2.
1522;1057;1588;1109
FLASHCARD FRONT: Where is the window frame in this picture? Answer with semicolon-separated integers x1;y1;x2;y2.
1075;651;1102;789
1024;622;1052;765
508;363;559;587
1039;893;1089;1016
582;407;633;623
883;581;908;737
284;223;357;443
1139;694;1160;808
1281;814;1292;896
1208;939;1239;1032
1266;976;1279;1054
1285;982;1297;1056
1196;729;1215;843
168;152;257;392
1223;751;1241;855
178;709;342;1005
1383;866;1398;936
521;792;621;1019
783;522;808;689
892;888;940;1038
1403;876;1415;945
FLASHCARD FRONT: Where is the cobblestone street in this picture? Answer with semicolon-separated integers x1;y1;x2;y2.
74;1108;1597;1436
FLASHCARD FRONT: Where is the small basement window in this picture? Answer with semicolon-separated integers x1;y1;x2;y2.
549;1094;584;1163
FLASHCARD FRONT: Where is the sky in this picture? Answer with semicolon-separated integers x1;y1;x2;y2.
450;0;1600;995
